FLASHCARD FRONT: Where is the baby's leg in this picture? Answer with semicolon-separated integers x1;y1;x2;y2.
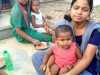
50;64;60;75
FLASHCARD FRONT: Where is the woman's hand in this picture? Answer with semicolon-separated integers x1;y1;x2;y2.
32;40;41;46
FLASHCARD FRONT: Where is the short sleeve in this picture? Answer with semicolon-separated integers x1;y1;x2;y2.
89;29;100;46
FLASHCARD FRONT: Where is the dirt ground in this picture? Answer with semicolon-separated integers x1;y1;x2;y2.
0;0;100;75
39;0;100;28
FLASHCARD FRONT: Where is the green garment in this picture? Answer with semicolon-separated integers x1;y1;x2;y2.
10;3;52;43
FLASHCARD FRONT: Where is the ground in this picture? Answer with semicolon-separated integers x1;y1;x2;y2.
0;0;100;75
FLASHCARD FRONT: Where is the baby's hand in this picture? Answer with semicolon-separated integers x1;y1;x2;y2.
66;64;73;70
59;65;73;75
40;64;47;72
59;66;69;74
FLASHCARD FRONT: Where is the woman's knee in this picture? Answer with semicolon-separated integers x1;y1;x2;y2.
32;51;46;64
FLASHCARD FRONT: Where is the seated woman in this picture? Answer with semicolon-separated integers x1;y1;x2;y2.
32;0;100;75
10;0;52;46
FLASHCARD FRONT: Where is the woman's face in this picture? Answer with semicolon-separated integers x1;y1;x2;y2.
70;0;90;23
18;0;28;5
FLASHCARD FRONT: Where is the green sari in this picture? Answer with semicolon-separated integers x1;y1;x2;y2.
10;2;52;43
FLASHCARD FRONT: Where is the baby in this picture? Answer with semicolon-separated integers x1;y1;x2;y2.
40;25;82;75
30;0;50;33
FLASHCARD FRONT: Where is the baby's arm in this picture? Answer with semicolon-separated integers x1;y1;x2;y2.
59;65;73;75
45;55;55;75
43;16;49;32
31;15;43;28
43;16;55;35
40;48;53;72
47;55;55;68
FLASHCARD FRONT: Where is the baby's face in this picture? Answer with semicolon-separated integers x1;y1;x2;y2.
32;1;40;13
56;32;73;49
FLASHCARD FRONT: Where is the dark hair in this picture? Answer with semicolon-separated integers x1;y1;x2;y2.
55;25;73;38
64;0;93;21
30;0;40;11
31;0;40;4
70;0;93;12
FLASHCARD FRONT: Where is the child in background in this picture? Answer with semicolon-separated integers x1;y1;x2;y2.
40;25;82;75
30;0;51;33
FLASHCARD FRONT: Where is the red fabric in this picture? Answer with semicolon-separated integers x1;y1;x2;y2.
19;3;29;26
51;42;77;68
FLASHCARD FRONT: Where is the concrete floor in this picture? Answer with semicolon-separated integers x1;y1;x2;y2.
0;37;38;75
0;13;10;30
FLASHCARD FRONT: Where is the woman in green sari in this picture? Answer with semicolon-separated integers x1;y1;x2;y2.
10;0;52;46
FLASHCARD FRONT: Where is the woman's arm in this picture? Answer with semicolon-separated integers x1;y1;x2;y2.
76;47;82;59
16;27;41;45
63;44;97;75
